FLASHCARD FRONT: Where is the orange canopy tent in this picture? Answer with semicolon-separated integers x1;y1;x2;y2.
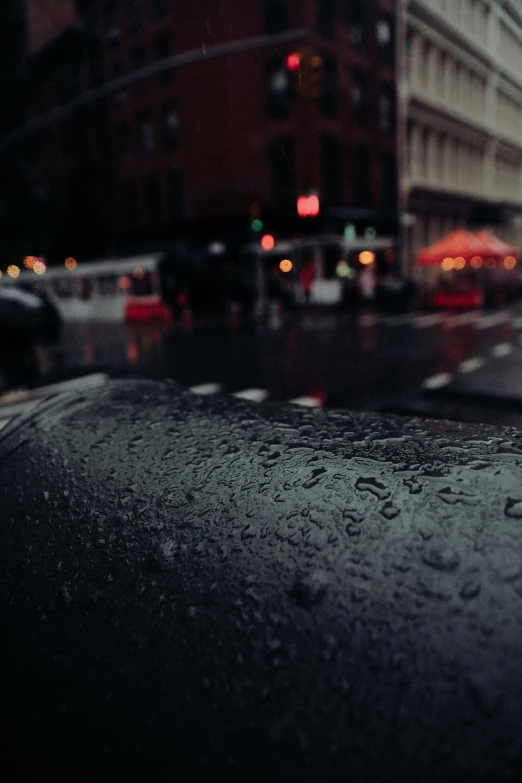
416;229;490;266
474;230;518;260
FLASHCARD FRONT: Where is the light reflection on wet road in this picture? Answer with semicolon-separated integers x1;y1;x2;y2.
36;305;522;418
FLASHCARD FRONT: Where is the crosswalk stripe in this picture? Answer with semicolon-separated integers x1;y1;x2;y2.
422;372;453;390
358;313;379;327
476;311;511;330
189;383;223;395
447;311;481;327
232;388;269;402
413;314;442;328
491;342;513;357
459;357;484;374
289;395;324;407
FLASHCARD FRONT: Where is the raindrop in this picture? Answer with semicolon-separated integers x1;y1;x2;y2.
43;491;49;500
380;502;400;519
505;498;522;519
290;570;328;608
460;579;481;599
355;476;390;500
422;546;460;572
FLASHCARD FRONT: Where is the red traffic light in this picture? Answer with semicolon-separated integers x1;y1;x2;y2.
297;193;320;218
285;52;301;71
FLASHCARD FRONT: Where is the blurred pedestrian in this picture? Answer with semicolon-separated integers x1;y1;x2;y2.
358;265;376;305
301;260;314;306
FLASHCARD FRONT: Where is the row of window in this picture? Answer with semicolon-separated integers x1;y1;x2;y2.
406;121;522;203
265;0;394;63
408;31;487;120
269;136;396;209
102;0;169;36
116;102;179;162
267;57;395;133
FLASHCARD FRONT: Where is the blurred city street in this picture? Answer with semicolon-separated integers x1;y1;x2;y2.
27;303;522;427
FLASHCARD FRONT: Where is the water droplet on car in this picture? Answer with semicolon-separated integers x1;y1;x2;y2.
422;546;460;572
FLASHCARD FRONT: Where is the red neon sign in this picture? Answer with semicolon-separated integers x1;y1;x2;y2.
297;194;320;218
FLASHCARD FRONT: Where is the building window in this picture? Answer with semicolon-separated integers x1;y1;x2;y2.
138;113;155;156
130;45;147;95
266;58;292;118
145;176;161;225
376;16;394;65
151;0;167;19
381;153;396;208
352;71;368;125
163;102;180;148
269;136;295;205
378;85;395;134
265;0;287;33
317;0;334;37
154;32;172;84
116;121;132;163
350;0;365;50
129;0;142;33
321;135;341;206
167;170;185;222
354;146;371;206
322;56;338;116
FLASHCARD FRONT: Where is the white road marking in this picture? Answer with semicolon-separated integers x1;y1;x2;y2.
459;357;485;374
491;342;513;358
413;314;443;328
289;395;324;407
512;316;522;329
422;372;453;390
382;314;413;326
189;383;223;395
447;311;481;327
358;313;379;327
232;388;269;402
475;311;511;330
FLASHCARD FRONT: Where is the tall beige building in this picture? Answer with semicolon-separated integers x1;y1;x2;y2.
397;0;522;275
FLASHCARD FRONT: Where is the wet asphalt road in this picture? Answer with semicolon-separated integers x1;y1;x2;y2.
33;303;522;426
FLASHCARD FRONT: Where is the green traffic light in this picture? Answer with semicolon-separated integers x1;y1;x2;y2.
251;218;263;232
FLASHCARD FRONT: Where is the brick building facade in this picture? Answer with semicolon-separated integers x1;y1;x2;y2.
12;0;399;262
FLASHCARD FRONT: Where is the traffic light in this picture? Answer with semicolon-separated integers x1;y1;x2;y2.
297;192;320;218
284;50;324;101
307;54;324;101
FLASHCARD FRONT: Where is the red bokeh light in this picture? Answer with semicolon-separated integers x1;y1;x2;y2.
261;234;275;251
285;52;301;71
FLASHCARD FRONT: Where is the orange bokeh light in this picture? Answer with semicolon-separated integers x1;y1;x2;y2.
503;255;517;269
359;251;375;265
33;261;46;275
64;257;77;270
441;257;454;271
470;256;483;269
23;255;37;269
7;264;20;278
453;256;466;270
279;259;293;273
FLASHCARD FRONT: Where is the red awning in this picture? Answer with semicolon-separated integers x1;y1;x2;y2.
416;229;490;266
474;230;518;259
